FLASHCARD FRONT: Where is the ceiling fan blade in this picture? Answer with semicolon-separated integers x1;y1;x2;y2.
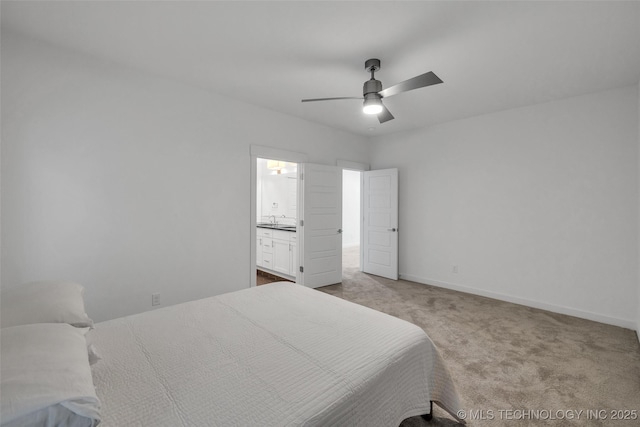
378;104;394;123
301;97;362;103
378;71;443;98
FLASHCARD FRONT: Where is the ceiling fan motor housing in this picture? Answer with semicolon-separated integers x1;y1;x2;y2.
363;79;382;98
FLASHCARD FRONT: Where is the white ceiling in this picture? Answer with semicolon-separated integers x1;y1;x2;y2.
2;1;640;137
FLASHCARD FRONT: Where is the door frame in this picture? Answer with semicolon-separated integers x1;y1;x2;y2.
336;160;369;273
250;145;307;288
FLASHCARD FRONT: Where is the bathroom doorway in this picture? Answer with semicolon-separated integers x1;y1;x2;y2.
255;157;298;286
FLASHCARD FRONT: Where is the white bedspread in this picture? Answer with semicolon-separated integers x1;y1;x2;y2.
91;282;463;426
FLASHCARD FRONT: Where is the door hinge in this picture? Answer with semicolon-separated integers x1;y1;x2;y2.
300;219;304;226
299;266;304;273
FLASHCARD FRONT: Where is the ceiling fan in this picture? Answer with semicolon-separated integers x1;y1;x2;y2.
301;58;443;124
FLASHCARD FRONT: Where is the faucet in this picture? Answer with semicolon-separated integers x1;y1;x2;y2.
269;215;277;225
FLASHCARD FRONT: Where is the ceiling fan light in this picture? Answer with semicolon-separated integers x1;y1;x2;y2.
363;98;383;115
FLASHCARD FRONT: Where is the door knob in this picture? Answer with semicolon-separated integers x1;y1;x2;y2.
337;229;343;234
387;228;397;232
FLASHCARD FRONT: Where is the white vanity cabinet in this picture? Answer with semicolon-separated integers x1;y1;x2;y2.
262;236;273;270
257;227;297;281
256;236;263;267
273;238;290;275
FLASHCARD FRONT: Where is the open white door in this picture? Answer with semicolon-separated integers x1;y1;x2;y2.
299;163;342;288
363;168;398;280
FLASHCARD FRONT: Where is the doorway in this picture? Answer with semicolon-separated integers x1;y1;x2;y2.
339;166;399;281
256;157;298;286
250;146;308;288
342;169;362;278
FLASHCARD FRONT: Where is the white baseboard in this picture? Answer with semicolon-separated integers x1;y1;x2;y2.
398;273;636;330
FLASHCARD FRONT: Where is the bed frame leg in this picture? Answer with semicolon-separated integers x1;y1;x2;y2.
421;401;433;421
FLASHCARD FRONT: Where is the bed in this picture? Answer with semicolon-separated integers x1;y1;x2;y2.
89;281;464;426
1;280;463;426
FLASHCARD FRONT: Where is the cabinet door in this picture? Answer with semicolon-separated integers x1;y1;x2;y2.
262;252;273;270
262;238;273;254
289;241;298;277
256;237;263;267
273;239;290;275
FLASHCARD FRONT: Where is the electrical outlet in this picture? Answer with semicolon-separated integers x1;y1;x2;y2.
452;265;459;274
152;293;161;306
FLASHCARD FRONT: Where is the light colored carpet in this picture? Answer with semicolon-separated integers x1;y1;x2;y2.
316;246;640;426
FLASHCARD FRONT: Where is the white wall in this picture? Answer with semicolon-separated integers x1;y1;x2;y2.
342;170;361;248
0;32;369;322
371;86;639;328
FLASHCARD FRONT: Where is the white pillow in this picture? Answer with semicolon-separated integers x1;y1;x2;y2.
1;281;94;328
0;323;101;426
